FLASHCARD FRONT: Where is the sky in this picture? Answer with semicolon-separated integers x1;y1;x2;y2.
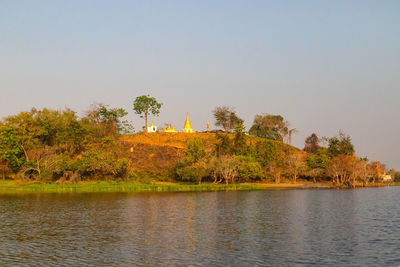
0;0;399;168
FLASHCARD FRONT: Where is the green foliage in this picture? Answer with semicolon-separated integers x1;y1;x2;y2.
78;149;130;179
213;106;243;132
0;181;269;193
328;131;354;156
132;95;162;131
233;125;249;155
87;103;129;137
0;125;25;171
0;105;134;182
306;148;330;170
214;132;233;156
185;137;205;163
176;145;263;184
175;160;209;183
176;138;208;183
3;109;43;155
133;95;162;118
0;103;384;186
249;114;288;141
235;155;263;180
254;139;287;168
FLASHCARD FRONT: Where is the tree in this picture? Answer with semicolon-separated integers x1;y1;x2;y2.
249;114;288;141
213;106;243;133
0;125;26;171
232;125;249;155
87;104;129;137
306;168;323;183
214;132;233;157
287;152;306;183
133;95;162;132
304;133;320;154
175;158;209;184
350;158;371;187
185;137;205;164
369;160;387;183
235;155;263;181
0;160;9;180
326;154;354;186
287;128;298;145
217;155;239;184
305;147;330;182
2;109;44;162
254;140;287;183
328;131;354;156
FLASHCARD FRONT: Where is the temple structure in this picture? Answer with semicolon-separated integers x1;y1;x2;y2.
147;122;157;133
163;123;176;133
183;112;194;133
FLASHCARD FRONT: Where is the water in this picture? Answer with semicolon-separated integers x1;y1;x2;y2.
1;187;400;266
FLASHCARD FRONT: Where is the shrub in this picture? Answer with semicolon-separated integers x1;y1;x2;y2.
175;159;209;183
78;149;130;179
185;137;205;163
235;155;263;181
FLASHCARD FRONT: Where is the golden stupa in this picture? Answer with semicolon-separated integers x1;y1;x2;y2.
183;112;194;133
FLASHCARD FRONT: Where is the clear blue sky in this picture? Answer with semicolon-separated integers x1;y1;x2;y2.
1;0;399;168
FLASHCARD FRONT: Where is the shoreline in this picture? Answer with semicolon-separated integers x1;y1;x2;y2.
0;180;394;194
0;181;298;194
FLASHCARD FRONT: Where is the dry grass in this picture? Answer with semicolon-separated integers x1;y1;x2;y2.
120;132;222;177
121;132;219;150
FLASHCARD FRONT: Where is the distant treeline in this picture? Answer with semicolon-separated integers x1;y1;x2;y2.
0;96;398;186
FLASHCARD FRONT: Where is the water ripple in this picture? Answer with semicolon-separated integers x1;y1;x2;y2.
0;188;400;266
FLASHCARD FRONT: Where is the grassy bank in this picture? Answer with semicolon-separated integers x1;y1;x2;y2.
0;181;303;194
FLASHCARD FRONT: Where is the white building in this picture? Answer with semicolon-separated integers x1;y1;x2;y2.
147;122;157;133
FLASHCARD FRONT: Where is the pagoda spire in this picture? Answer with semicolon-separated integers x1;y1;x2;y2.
183;112;194;133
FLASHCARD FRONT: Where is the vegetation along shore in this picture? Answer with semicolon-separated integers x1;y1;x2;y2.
0;95;399;191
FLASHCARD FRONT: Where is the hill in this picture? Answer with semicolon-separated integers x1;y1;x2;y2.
120;132;302;181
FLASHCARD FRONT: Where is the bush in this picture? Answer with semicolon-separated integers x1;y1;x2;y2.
78;149;130;179
185;137;205;163
175;159;209;183
235;155;263;181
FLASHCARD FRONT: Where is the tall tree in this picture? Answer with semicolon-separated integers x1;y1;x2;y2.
304;133;320;154
133;95;162;132
213;106;243;133
249;114;288;141
287;128;298;145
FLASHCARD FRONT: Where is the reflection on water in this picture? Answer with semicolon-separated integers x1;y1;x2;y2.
1;188;400;266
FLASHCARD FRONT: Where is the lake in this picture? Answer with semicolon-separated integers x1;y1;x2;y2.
1;187;399;266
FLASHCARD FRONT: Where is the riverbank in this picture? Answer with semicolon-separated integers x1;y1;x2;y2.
0;180;393;194
0;181;312;193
